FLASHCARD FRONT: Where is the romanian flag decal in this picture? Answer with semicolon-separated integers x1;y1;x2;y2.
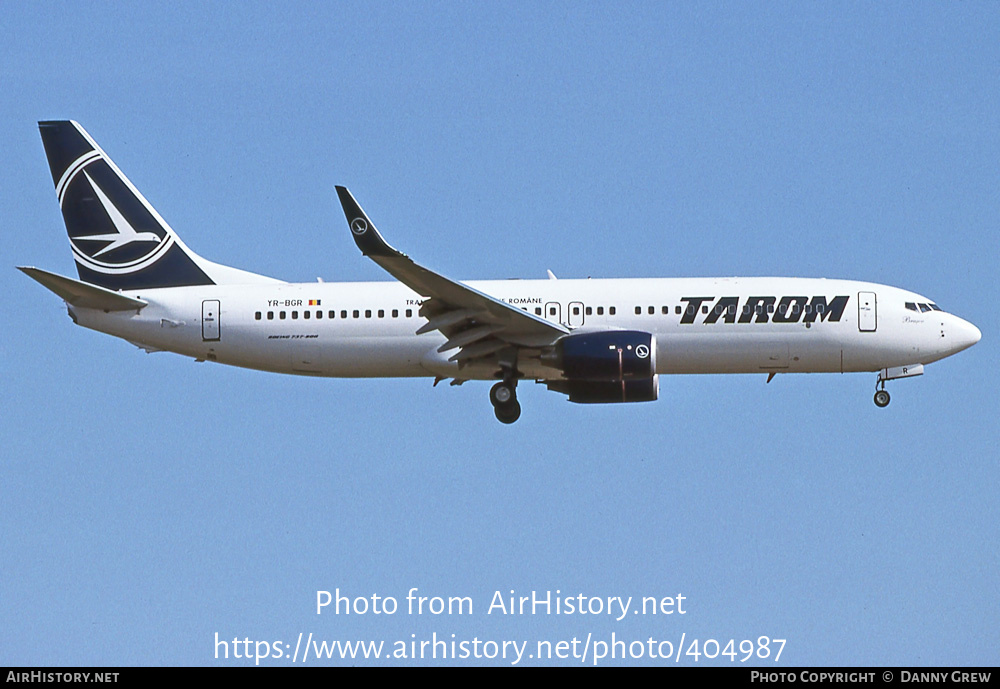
309;299;321;306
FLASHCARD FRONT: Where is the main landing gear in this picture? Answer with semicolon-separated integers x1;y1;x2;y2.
490;380;521;424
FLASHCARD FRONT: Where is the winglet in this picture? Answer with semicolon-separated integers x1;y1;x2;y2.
335;186;403;258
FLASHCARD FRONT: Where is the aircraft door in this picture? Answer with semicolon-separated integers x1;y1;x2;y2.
858;292;876;332
202;300;221;341
568;301;585;328
544;302;561;325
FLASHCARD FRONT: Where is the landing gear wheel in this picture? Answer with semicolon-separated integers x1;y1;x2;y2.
874;390;890;408
490;381;515;408
491;363;521;423
494;399;521;424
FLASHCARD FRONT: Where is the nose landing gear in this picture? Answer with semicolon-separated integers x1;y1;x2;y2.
873;374;891;408
872;364;925;408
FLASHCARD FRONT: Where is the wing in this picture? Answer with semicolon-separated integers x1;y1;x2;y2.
335;186;568;368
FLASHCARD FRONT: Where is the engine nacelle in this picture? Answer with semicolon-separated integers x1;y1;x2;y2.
546;330;656;381
546;375;659;404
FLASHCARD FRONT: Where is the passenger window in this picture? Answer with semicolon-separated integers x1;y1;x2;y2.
280;311;286;320
316;310;322;319
392;309;399;318
573;306;580;316
342;310;348;319
292;311;298;319
353;310;359;318
635;306;641;315
255;311;261;320
378;309;384;318
702;305;709;314
303;310;310;319
585;306;592;316
267;311;274;320
676;306;682;315
535;307;542;315
597;306;604;315
648;306;654;315
406;309;412;317
365;309;372;318
609;306;616;315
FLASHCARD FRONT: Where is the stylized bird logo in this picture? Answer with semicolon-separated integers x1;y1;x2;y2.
351;218;368;235
74;171;161;257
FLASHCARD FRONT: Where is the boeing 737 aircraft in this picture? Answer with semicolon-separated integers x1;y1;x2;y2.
21;121;981;423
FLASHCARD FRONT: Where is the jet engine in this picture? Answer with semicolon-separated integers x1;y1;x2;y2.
543;330;658;403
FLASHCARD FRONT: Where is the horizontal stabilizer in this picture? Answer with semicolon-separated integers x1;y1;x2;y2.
18;266;147;311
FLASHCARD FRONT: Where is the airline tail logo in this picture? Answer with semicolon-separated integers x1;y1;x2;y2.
61;160;172;273
351;217;369;235
39;121;215;290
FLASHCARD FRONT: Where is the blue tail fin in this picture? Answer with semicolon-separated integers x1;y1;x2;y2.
38;121;278;290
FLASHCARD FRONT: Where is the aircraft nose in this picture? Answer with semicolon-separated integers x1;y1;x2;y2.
951;317;981;354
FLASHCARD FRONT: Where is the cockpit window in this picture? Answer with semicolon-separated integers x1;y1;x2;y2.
930;303;942;311
919;303;932;313
905;302;918;311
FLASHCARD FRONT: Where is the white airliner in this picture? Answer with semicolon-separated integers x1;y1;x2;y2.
22;121;981;423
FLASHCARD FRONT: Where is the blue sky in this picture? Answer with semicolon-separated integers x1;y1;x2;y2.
2;2;997;666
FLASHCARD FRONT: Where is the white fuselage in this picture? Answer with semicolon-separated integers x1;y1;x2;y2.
69;276;980;381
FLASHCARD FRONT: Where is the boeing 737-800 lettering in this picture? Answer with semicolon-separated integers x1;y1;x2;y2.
21;121;981;423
